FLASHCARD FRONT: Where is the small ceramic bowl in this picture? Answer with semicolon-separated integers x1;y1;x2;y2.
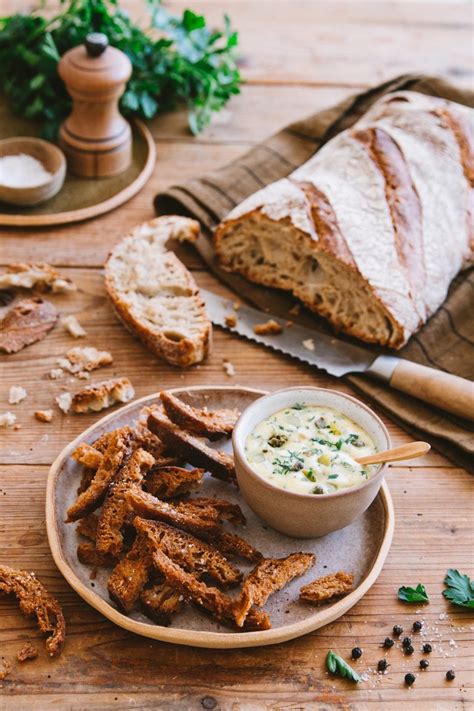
232;387;390;538
0;137;66;206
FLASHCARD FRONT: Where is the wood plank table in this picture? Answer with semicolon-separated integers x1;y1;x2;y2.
1;2;473;708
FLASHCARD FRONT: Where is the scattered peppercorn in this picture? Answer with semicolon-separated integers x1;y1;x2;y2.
393;625;403;636
413;620;423;632
405;645;415;655
422;643;433;653
419;659;429;669
377;659;390;672
382;637;394;648
405;673;416;686
351;647;363;660
446;670;456;681
402;636;412;649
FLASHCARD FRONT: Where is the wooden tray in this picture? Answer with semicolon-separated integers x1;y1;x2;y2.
0;102;155;226
46;386;394;649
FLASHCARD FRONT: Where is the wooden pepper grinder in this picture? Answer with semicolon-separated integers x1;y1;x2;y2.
58;33;132;178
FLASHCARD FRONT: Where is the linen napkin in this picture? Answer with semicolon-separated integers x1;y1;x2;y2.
154;74;474;472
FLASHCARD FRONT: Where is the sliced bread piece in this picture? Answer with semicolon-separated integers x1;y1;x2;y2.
105;216;211;367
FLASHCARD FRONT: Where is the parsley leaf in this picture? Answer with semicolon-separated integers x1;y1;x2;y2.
326;651;362;683
443;569;474;609
398;583;430;604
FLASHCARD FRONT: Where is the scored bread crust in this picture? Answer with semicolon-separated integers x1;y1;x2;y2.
105;216;212;367
214;91;473;349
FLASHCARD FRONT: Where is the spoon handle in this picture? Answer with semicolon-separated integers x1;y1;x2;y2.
356;441;430;466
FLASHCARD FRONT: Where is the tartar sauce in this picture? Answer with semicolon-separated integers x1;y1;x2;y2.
244;403;377;494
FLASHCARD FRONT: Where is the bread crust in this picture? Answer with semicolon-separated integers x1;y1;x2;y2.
144;466;204;499
160;391;239;440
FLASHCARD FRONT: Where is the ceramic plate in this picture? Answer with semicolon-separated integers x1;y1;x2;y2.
46;386;394;649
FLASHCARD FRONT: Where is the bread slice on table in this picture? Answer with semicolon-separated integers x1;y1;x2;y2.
214;91;473;349
105;216;211;367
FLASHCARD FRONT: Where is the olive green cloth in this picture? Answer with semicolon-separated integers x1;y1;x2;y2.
154;74;474;472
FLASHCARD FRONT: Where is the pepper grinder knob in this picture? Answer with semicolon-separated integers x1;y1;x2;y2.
85;32;109;58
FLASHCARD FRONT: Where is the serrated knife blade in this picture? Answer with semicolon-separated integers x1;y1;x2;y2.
201;288;384;378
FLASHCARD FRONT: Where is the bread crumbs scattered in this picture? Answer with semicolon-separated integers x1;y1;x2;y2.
303;338;315;351
0;411;16;427
0;659;11;680
233;301;241;311
223;360;236;377
17;642;38;663
289;303;300;316
48;368;64;380
62;315;87;338
34;409;53;423
13;423;21;431
225;314;237;328
254;319;283;336
8;386;27;404
57;346;113;375
56;392;72;414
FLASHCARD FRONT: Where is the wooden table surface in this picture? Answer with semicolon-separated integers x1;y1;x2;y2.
1;1;473;709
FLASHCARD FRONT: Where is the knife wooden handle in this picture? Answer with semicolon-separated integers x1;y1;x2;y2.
388;360;474;421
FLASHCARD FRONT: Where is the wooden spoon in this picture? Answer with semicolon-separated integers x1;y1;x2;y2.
355;441;431;466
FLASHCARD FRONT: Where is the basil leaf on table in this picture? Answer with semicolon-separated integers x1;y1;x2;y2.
443;569;474;609
326;651;362;683
398;583;430;603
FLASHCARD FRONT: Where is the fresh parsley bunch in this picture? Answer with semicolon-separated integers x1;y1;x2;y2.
0;0;241;138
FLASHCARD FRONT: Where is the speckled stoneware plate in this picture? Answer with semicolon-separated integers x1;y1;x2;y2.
46;386;394;649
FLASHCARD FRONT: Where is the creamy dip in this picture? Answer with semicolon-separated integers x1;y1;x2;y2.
245;404;377;495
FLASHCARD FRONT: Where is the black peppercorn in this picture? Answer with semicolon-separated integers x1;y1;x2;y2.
402;636;412;648
351;647;363;660
405;672;416;686
422;643;433;653
413;620;423;632
382;637;394;648
419;659;429;669
377;659;390;672
446;669;456;681
405;645;415;655
393;624;403;636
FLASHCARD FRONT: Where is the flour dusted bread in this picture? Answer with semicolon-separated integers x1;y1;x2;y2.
105;216;211;366
214;91;473;348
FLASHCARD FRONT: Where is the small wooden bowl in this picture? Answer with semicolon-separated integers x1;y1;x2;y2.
0;137;66;206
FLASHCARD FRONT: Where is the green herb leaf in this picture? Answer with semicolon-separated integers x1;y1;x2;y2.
326;651;362;683
398;583;430;604
443;569;474;609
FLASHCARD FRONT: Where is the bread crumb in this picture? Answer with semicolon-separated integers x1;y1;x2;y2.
289;303;301;317
56;392;73;414
62;315;87;338
13;423;21;431
0;659;11;680
254;319;283;336
223;360;236;377
58;346;113;375
0;411;16;427
286;320;293;328
225;314;237;328
34;409;53;423
70;377;134;414
48;368;64;380
8;385;27;404
0;262;76;294
233;301;241;311
17;642;38;662
303;338;315;351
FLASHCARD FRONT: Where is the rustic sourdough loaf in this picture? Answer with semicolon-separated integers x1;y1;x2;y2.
214;91;473;348
105;216;211;366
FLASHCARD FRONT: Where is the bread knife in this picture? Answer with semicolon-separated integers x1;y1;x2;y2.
201;289;474;421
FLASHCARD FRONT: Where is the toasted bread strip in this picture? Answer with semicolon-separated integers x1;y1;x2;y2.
66;427;134;522
299;572;354;604
160;391;239;440
147;410;236;481
177;497;245;526
76;513;99;541
77;467;95;494
96;449;155;556
144;466;204;499
0;564;65;657
126;489;219;538
72;443;103;470
77;542;116;568
140;582;183;625
135;518;242;588
213;531;262;562
149;547;271;631
107;535;153;612
234;553;316;627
